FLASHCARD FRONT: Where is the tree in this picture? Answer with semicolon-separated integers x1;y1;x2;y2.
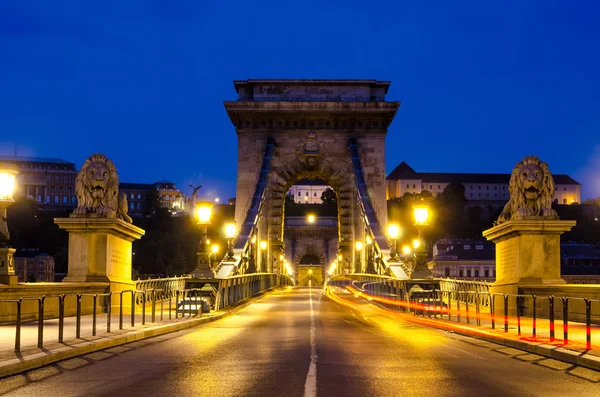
321;188;337;204
435;183;467;238
143;188;161;216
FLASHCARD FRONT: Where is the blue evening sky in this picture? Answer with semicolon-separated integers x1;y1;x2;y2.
1;1;599;200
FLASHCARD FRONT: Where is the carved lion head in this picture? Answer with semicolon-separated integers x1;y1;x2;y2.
497;155;557;223
74;153;119;215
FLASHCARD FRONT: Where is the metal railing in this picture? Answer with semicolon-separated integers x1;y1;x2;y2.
135;276;189;300
0;287;211;354
214;273;294;310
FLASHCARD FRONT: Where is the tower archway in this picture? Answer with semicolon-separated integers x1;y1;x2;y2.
224;79;400;277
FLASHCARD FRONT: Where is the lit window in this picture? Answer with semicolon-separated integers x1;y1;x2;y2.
137;194;141;199
63;196;68;203
131;193;135;199
54;196;59;203
130;202;135;209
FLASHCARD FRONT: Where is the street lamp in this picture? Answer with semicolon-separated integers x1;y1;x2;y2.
192;201;214;278
386;223;401;259
355;241;363;273
412;203;432;279
0;163;18;285
260;240;267;272
307;214;316;224
224;221;237;259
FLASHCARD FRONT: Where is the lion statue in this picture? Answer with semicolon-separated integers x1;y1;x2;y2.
72;153;132;223
496;155;558;224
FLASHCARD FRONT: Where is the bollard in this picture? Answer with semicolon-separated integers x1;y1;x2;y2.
491;293;495;330
93;294;98;336
585;299;592;350
58;295;65;343
15;299;22;353
561;297;568;344
107;292;112;333
549;296;555;341
475;293;481;326
151;289;156;323
119;292;124;330
175;290;180;319
76;294;82;338
38;296;45;348
131;290;135;327
169;293;172;320
503;295;508;333
456;293;461;323
532;295;537;338
141;292;146;325
160;292;164;321
516;296;521;336
465;292;470;325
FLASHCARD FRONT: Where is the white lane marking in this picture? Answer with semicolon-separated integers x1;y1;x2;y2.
304;281;318;397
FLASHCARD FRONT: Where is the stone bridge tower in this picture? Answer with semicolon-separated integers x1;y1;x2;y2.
224;79;400;274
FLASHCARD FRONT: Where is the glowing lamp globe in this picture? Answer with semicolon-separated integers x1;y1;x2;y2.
224;222;237;239
196;201;213;225
0;164;18;201
355;241;363;251
211;244;220;254
260;240;268;251
387;223;400;240
402;245;411;255
413;205;430;226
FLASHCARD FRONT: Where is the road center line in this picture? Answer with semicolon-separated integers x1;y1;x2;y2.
304;282;318;397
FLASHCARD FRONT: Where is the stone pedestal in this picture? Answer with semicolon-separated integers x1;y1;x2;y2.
483;219;576;296
0;247;18;286
411;252;432;279
54;218;145;290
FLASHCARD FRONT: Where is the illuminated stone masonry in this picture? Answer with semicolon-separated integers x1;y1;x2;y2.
224;79;400;274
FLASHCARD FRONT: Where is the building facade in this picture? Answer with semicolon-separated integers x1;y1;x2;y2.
288;179;332;204
386;162;581;205
430;240;496;281
14;249;55;282
120;180;186;217
0;155;78;210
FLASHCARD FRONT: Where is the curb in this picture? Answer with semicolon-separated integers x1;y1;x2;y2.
0;287;280;379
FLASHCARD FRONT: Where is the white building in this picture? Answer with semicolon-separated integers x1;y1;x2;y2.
386;162;581;205
288;179;332;204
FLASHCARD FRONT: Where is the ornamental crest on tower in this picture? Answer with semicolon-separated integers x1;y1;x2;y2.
296;131;327;169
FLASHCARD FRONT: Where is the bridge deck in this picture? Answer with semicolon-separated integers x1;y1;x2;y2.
1;287;598;396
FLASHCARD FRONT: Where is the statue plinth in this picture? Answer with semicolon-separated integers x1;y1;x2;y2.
0;247;18;286
411;252;432;279
55;218;145;289
483;218;575;295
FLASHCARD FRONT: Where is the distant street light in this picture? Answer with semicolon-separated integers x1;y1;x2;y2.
386;223;401;259
307;214;316;224
412;203;432;279
0;163;18;285
260;240;267;272
0;163;18;245
224;222;237;259
192;201;214;278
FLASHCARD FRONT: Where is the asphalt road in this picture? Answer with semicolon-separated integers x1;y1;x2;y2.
1;286;598;397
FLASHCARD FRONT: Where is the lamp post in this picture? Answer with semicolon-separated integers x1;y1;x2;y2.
260;240;267;273
0;163;18;285
224;222;237;260
365;235;375;273
355;241;363;273
386;223;401;260
192;201;214;279
411;204;432;279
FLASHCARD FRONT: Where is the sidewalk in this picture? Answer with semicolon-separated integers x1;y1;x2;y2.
0;290;274;378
